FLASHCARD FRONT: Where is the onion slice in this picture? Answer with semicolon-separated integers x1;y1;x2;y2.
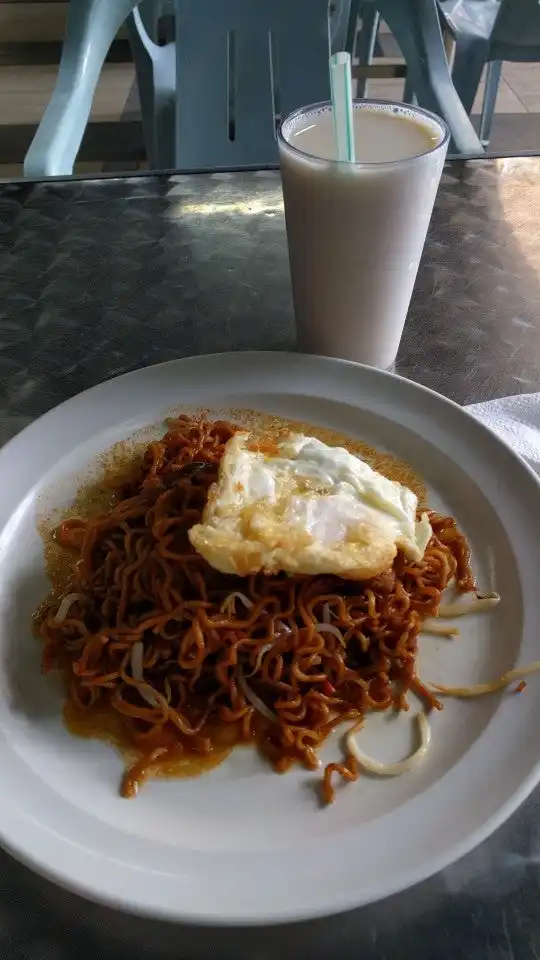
221;594;290;637
243;643;274;678
430;659;540;698
54;593;85;623
346;712;431;776
220;592;253;615
358;633;370;653
312;622;346;646
237;666;277;722
437;592;500;619
130;641;144;681
130;640;159;707
421;618;460;638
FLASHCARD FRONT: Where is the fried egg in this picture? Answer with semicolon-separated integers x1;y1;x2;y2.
188;432;432;579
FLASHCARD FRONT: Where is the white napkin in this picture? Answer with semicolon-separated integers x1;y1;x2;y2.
467;393;540;478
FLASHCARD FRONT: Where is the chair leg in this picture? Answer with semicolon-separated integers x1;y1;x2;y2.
405;25;453;105
330;0;353;53
24;0;140;177
443;29;455;70
126;8;158;167
355;4;380;98
153;44;177;169
403;72;414;103
345;0;362;55
376;0;483;155
451;35;490;116
479;60;501;146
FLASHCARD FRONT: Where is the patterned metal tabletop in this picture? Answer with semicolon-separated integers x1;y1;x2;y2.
0;159;540;960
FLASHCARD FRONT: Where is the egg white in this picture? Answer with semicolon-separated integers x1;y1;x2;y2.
188;432;432;579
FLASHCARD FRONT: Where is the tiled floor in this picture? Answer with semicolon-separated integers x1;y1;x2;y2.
362;62;538;117
0;63;135;126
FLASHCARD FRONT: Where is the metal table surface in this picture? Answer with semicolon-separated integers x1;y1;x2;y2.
0;159;539;960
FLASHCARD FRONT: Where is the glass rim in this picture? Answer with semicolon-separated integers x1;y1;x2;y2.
277;99;450;168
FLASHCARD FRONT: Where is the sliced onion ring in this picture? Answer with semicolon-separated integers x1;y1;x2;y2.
237;666;277;722
430;659;540;698
221;594;289;637
130;641;144;681
358;633;370;653
220;592;253;615
421;618;460;638
437;592;500;618
312;622;346;646
130;640;159;707
243;643;274;678
135;684;162;709
54;593;85;623
346;712;431;776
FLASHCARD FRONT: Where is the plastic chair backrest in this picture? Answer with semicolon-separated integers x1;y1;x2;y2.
490;0;540;58
174;0;332;169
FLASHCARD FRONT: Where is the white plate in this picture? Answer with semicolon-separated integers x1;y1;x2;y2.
0;351;538;925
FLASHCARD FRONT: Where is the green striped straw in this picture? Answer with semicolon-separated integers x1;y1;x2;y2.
329;52;355;162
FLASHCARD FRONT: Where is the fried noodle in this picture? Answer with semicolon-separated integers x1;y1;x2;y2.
37;416;476;802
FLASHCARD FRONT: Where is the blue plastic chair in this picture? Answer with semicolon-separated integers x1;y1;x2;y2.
347;2;380;98
345;0;483;154
24;0;348;176
437;2;500;116
359;2;499;125
440;0;540;144
353;1;497;111
331;0;353;51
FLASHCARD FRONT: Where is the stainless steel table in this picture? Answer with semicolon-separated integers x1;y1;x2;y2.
0;158;539;959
